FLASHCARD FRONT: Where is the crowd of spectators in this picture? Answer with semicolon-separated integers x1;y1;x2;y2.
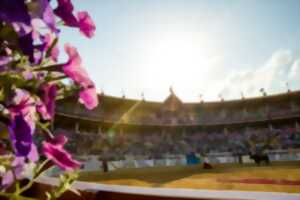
53;124;300;161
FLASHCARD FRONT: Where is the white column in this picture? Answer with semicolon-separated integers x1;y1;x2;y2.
269;124;273;131
75;122;80;134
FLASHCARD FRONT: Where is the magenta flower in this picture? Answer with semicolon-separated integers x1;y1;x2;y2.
63;43;98;109
77;11;96;38
79;86;98;110
42;135;81;171
54;0;96;38
36;101;49;120
37;84;57;120
45;84;57;117
54;0;78;27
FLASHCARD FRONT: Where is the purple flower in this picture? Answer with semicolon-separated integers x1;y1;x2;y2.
43;135;81;171
79;86;98;110
32;33;59;64
0;56;12;67
0;56;12;72
9;89;37;131
0;0;31;25
22;71;34;80
28;0;58;33
54;0;78;27
1;157;25;188
63;43;98;109
8;115;33;157
77;11;96;38
18;32;34;62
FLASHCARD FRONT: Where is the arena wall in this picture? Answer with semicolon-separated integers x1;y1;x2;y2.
45;149;300;176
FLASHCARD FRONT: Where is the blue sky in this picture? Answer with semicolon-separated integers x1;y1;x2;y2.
59;0;300;102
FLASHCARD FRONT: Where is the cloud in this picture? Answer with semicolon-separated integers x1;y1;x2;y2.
289;59;300;80
219;49;299;99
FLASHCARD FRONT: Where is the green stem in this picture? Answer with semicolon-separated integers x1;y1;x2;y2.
36;121;54;139
33;64;63;72
48;75;68;82
14;159;50;197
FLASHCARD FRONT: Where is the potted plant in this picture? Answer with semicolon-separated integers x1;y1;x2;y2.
0;0;98;199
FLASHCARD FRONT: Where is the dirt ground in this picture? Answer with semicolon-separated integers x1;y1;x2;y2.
79;161;300;193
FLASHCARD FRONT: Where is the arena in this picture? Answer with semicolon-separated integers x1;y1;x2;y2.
1;1;300;200
43;89;300;199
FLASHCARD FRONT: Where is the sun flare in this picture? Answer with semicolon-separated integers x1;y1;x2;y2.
135;30;220;99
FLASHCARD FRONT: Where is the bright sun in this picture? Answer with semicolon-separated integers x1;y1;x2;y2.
136;30;219;98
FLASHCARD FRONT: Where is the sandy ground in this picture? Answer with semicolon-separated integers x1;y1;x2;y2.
79;161;300;193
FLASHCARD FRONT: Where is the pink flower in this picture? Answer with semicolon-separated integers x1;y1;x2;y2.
79;86;98;110
37;84;57;120
77;11;96;38
43;33;59;61
28;143;39;162
43;135;81;171
36;101;49;120
63;43;93;87
51;46;59;62
63;43;98;109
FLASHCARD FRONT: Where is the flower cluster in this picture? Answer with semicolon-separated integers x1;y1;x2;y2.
0;0;98;194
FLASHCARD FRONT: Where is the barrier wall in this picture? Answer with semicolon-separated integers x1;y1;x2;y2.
45;149;300;176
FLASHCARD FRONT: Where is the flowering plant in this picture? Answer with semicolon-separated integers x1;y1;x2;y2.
0;0;98;199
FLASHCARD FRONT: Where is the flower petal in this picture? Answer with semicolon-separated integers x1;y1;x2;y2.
0;0;31;25
43;135;81;171
28;0;58;33
63;43;94;88
79;86;98;110
37;84;57;120
77;11;96;38
9;115;33;157
54;0;78;27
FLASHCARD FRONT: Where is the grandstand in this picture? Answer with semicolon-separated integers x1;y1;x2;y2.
53;90;300;158
46;90;300;199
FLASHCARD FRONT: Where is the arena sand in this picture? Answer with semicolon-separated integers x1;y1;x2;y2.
79;161;300;193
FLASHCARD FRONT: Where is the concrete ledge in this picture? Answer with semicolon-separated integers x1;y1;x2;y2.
35;176;300;200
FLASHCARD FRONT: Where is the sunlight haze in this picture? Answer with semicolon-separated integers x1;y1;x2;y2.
59;0;300;102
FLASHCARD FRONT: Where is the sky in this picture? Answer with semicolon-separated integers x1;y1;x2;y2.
59;0;300;102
